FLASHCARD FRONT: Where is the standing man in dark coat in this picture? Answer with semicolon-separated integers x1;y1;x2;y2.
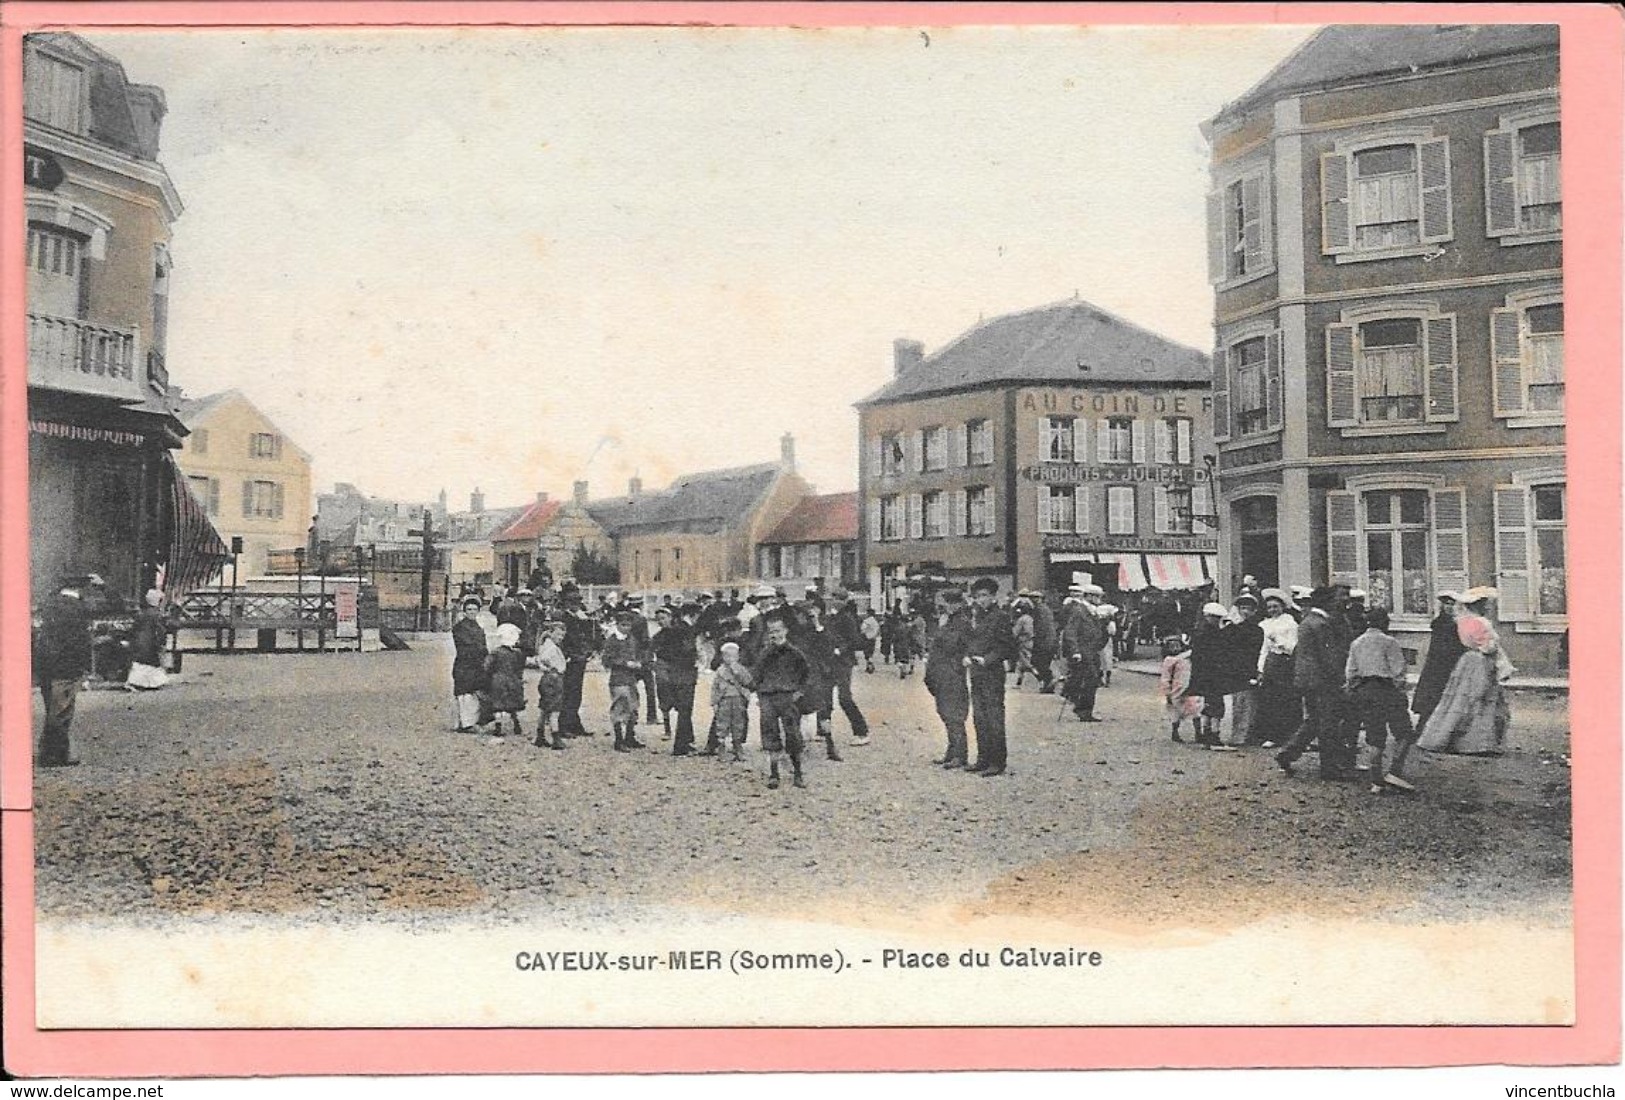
1061;586;1108;722
33;578;95;767
1028;591;1059;693
556;584;598;737
964;577;1016;776
754;616;812;790
925;589;973;768
1411;590;1465;733
824;590;872;747
652;603;701;755
1275;586;1355;779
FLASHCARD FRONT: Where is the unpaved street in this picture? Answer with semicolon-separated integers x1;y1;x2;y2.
33;643;1572;931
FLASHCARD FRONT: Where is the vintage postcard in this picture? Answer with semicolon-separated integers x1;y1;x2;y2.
2;0;1619;1078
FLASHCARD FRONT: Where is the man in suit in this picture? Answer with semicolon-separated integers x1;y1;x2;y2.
964;577;1016;777
1275;585;1356;779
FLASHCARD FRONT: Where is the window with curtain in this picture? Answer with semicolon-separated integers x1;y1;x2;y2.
1357;318;1424;424
1353;144;1420;249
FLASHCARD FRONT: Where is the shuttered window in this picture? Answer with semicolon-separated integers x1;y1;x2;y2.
1326;312;1458;429
966;487;991;536
1495;482;1567;622
1207;168;1273;285
1322;135;1452;258
877;496;902;541
922;426;947;471
1487;116;1561;239
966;419;993;466
1327;486;1467;615
1106;487;1135;536
1040;416;1075;463
922;491;946;539
1101;418;1133;464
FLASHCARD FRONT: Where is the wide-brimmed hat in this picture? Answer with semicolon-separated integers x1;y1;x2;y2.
1260;587;1289;606
753;584;777;599
1201;602;1228;617
1436;590;1461;603
1233;593;1260;607
1460;586;1499;604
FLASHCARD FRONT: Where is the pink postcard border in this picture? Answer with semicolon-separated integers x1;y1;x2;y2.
1;1;1618;1077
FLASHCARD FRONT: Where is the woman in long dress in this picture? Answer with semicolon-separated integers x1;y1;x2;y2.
451;596;492;732
1416;588;1513;756
1253;589;1300;747
1411;590;1466;733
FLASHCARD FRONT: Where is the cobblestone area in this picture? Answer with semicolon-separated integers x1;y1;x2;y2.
32;643;1572;930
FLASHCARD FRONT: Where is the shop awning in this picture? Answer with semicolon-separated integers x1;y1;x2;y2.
160;451;230;598
1096;553;1152;592
1145;553;1213;590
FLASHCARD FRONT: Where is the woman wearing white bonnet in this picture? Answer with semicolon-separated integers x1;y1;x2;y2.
125;589;170;690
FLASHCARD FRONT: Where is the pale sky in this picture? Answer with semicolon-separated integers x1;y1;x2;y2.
89;24;1316;510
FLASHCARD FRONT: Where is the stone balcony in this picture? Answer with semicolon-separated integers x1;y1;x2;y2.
27;312;147;403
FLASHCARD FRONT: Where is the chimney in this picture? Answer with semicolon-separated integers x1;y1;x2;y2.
470;487;485;513
535;491;549;504
780;432;796;472
573;480;589;505
893;338;925;376
628;475;643;497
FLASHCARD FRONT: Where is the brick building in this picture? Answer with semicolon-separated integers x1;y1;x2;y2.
1203;24;1563;672
756;491;860;595
489;491;614;590
856;299;1213;607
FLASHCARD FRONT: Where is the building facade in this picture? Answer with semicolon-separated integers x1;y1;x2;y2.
1204;25;1563;672
756;491;861;594
24;33;226;603
587;436;812;597
856;301;1213;607
174;390;313;578
489;491;615;590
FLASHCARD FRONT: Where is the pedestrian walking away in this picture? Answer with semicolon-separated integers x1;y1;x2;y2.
1275;587;1356;779
1344;607;1419;792
1411;590;1466;734
826;590;872;746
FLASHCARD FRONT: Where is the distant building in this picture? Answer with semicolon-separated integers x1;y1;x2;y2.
587;435;812;596
489;491;614;590
444;487;527;592
315;482;442;550
1203;25;1563;673
174;390;313;578
25;32;227;601
756;492;860;595
855;300;1213;607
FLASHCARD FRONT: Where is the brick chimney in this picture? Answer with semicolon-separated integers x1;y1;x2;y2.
573;480;589;504
470;487;485;513
894;338;925;376
780;432;796;472
535;491;549;504
628;475;643;497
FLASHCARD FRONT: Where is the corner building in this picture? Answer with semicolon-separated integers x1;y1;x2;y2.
1204;25;1564;674
856;300;1213;607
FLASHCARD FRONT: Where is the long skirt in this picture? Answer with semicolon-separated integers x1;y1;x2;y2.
1254;653;1301;744
1417;651;1510;755
127;662;168;690
456;693;485;729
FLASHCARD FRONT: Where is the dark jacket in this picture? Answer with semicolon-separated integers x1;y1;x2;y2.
33;592;93;683
1293;610;1348;694
753;641;811;696
484;645;527;712
1412;611;1467;718
1216;619;1265;694
1187;618;1229;696
797;622;842;689
1060;605;1107;675
1031;602;1059;664
601;631;643;688
965;605;1015;675
128;606;169;667
651;621;699;684
451;616;490;695
925;608;972;695
562;609;598;659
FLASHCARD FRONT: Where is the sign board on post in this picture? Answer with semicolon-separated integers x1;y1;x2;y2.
334;583;359;638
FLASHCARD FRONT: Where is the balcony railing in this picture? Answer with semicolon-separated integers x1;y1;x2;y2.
28;312;143;403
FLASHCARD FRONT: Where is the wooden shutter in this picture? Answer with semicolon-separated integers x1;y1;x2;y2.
1212;346;1231;443
1326;489;1360;585
986;487;997;534
1037;486;1053;533
953;424;968;467
1320;151;1352;254
1074;485;1090;534
1177;419;1192;465
1424;314;1460;422
1492;307;1527;417
1037;416;1052;462
1431;487;1469;598
867;497;881;542
208;478;220;516
1154;419;1172;465
1153;486;1170;534
1096;419;1111;463
1206;188;1227;283
1418;137;1453;244
1265;329;1284;432
910;430;924;473
951;489;967;536
908;493;923;539
1484;129;1520;237
1130;420;1147;464
273;482;285;519
868;437;882;480
1072;418;1088;464
1494;486;1533;621
1241;174;1269;275
1325;323;1358;427
241;480;253;518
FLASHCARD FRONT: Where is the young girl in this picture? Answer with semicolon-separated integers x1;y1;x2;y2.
484;623;527;739
1158;635;1201;743
533;618;567;750
710;641;754;762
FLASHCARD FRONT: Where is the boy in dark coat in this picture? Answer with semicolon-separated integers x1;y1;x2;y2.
753;616;812;789
601;610;647;752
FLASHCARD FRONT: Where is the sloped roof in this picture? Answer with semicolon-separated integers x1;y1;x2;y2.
588;463;783;537
760;492;858;546
173;389;312;461
29;32;167;161
489;498;564;544
857;299;1209;407
1215;24;1558;123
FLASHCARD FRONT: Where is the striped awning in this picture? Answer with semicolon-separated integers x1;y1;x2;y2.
1145;553;1212;590
160;451;230;600
1096;553;1152;592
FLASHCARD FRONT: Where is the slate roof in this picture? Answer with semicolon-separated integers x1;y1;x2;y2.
856;299;1209;407
489;499;564;544
1215;24;1558;123
29;33;167;161
759;492;859;546
588;463;783;537
173;389;312;461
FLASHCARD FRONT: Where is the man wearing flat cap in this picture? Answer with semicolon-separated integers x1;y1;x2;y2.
964;577;1016;776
